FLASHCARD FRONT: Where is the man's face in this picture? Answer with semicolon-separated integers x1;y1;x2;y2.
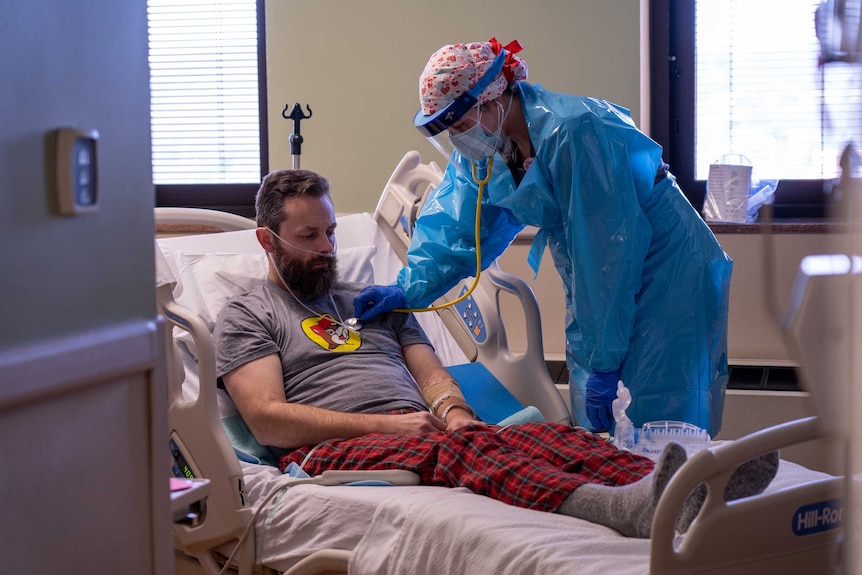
271;195;338;298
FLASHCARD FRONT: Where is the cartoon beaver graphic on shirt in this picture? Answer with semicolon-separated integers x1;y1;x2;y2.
302;314;361;351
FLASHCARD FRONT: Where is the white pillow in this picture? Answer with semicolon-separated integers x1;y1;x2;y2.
337;245;378;285
171;251;268;331
161;244;377;332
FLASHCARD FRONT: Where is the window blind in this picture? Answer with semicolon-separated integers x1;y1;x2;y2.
147;0;261;185
695;0;862;181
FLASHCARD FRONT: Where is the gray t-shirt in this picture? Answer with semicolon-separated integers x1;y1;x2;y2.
214;279;431;415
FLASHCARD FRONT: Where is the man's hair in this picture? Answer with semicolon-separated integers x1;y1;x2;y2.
255;169;331;230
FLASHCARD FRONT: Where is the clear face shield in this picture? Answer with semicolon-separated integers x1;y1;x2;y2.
427;100;512;171
414;50;509;182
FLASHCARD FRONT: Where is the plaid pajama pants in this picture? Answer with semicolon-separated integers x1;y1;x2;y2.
278;422;655;513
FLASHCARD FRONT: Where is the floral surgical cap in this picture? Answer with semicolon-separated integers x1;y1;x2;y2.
419;38;528;116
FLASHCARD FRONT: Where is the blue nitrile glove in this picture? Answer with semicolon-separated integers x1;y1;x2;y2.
585;370;620;432
353;285;406;321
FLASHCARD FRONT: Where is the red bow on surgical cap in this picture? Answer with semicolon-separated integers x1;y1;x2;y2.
488;37;524;83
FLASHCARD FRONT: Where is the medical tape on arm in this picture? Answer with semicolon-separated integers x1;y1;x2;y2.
421;376;476;420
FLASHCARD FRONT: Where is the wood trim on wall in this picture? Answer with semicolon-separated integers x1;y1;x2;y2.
0;319;160;409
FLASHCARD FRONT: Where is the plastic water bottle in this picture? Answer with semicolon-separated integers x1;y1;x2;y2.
612;381;635;451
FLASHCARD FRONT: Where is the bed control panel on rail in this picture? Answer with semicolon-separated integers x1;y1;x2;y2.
170;433;197;479
453;286;486;343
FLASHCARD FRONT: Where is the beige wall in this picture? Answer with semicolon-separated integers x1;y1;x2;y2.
265;0;643;214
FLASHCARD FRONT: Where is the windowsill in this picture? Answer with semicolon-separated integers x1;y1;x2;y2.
708;221;846;234
156;223;228;235
513;220;846;241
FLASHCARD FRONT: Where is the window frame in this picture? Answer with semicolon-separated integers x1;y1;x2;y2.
649;0;831;220
152;0;268;218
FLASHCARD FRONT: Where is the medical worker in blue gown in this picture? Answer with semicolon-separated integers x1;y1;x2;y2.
354;38;733;436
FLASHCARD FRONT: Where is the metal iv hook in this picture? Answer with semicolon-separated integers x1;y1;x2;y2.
282;103;312;169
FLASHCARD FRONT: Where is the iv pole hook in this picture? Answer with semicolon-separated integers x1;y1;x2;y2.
282;103;312;169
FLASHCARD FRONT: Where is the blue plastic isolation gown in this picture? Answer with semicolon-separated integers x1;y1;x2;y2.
396;82;732;436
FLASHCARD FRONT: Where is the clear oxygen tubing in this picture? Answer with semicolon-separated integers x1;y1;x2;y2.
390;155;492;314
268;228;337;257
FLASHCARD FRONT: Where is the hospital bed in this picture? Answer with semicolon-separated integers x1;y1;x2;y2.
156;151;844;575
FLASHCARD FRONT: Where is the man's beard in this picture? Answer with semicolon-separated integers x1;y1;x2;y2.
273;245;338;298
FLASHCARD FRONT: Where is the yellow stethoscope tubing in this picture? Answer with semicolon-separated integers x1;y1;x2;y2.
392;156;492;314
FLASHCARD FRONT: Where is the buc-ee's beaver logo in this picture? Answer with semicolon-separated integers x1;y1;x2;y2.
302;314;361;351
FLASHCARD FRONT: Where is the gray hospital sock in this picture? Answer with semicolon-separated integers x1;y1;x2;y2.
675;450;780;533
557;442;688;538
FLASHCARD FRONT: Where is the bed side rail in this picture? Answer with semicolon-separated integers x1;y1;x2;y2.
156;207;257;232
372;150;443;264
651;416;844;574
434;262;571;425
158;283;257;575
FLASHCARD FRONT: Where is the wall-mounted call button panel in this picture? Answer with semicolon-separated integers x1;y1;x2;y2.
54;127;99;215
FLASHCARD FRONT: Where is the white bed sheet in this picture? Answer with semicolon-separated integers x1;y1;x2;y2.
240;457;831;574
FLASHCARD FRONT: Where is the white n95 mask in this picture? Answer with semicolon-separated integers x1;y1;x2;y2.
449;122;501;161
448;99;512;162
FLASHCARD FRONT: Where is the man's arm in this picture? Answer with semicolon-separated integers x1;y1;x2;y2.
402;343;482;431
223;353;446;449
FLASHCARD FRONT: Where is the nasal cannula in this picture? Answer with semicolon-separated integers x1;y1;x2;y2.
344;156;493;330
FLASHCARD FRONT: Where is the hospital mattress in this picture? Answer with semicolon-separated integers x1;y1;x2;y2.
239;457;831;574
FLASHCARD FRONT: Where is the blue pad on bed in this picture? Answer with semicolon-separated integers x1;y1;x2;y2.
446;362;545;425
222;413;278;467
282;462;403;484
496;405;545;426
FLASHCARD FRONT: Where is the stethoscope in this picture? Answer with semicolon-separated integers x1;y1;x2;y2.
344;156;492;331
